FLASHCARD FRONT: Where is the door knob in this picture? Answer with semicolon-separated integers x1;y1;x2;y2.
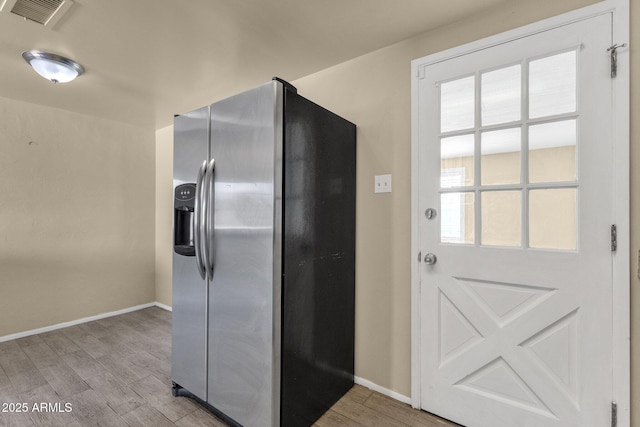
424;253;437;265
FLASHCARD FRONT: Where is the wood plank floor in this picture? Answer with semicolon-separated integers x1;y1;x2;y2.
0;307;460;426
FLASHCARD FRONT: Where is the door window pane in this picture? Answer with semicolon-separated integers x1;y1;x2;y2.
441;76;475;132
441;134;474;187
529;51;576;119
529;120;577;183
481;191;521;247
529;189;577;250
481;128;521;185
441;192;475;244
481;64;521;126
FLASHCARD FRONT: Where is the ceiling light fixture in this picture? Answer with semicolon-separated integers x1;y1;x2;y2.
22;50;84;84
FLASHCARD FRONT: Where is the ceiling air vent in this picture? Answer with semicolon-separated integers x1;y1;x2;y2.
0;0;73;28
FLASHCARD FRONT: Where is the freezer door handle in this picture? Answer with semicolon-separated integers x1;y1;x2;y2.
193;160;207;280
203;158;215;279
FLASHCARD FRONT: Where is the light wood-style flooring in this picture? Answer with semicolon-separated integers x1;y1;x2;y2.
0;307;459;426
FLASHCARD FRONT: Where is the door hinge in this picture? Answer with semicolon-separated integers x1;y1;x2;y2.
611;225;617;252
607;43;627;78
611;401;618;427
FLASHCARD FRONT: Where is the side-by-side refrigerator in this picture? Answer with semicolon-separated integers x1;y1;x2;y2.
171;78;356;427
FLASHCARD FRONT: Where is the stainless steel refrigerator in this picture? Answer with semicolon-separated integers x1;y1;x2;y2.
171;78;356;427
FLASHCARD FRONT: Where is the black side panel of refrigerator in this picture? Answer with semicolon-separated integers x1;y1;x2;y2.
281;89;356;427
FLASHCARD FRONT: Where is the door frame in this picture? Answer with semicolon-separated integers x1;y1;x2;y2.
410;0;630;425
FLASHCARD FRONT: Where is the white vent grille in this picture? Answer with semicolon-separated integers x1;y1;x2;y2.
0;0;73;27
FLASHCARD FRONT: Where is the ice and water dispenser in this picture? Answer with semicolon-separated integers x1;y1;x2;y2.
174;183;196;256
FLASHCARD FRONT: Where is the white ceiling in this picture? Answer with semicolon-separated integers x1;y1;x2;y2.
0;0;511;129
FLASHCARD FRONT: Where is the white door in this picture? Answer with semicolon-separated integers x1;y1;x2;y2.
417;14;613;427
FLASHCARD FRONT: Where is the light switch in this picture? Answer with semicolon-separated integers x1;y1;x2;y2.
374;174;392;193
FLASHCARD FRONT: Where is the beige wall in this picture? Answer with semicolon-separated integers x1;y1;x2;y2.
0;96;156;336
153;0;639;415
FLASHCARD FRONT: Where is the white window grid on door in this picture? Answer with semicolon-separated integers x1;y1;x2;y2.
437;47;580;251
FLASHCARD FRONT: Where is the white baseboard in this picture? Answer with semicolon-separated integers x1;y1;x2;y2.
154;302;172;312
354;375;411;405
0;302;159;343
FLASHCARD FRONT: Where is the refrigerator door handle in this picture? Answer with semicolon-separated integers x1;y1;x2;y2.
193;160;207;280
203;158;215;279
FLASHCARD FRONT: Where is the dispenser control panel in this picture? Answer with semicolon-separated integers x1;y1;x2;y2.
174;183;197;256
175;184;196;201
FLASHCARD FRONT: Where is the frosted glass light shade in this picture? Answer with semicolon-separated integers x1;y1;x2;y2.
22;50;84;84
